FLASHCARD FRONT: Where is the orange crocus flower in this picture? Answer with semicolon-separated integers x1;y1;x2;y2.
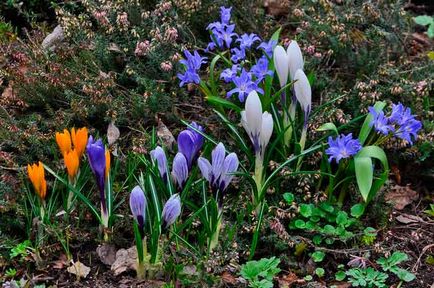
55;129;72;156
71;127;88;158
64;149;79;181
105;149;111;178
27;161;47;200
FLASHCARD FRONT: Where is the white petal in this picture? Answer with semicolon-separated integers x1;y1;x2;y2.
293;69;311;114
260;112;274;150
287;40;304;81
273;45;289;88
245;91;263;138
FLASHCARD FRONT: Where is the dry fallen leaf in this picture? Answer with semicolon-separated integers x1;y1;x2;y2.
107;121;120;146
385;184;418;210
278;272;305;288
111;246;137;276
97;243;117;265
52;254;69;269
157;118;176;151
396;214;424;224
67;260;90;278
221;271;237;285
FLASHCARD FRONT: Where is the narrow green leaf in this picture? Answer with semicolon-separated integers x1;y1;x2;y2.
206;95;241;112
317;122;338;135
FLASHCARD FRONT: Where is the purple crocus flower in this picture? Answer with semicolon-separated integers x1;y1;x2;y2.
251;56;273;82
368;107;393;136
129;185;147;233
171;152;189;190
220;65;239;83
237;33;261;50
230;47;246;63
198;142;239;198
178;122;204;168
150;146;168;181
257;39;277;57
162;194;181;227
87;136;107;214
227;69;264;102
177;50;206;87
325;133;362;164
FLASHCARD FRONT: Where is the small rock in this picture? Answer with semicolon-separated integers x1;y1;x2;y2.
42;25;65;51
111;246;137;276
97;243;117;265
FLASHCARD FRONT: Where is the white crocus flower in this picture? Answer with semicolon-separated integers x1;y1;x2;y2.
273;45;289;88
287;40;304;81
241;91;274;159
293;69;312;121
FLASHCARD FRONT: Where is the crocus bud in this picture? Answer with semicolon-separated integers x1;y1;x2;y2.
198;142;239;195
178;122;204;168
56;129;72;156
86;136;107;214
293;69;312;121
162;194;181;227
71;127;88;158
129;185;147;232
27;161;47;200
171;152;188;189
273;45;289;88
64;149;79;181
287;40;304;81
241;91;274;157
150;146;168;180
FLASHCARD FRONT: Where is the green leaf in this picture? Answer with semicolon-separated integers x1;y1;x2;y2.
300;204;313;217
295;219;306;229
312;235;322;245
363;227;377;237
428;24;434;39
350;203;365;218
317;122;338;135
206;95;241;112
391;267;416;282
315;267;325;278
413;15;434;26
354;156;373;202
312;251;326;263
283;193;294;204
358;102;386;145
428;51;434;60
323;225;335;235
336;211;348;226
355;146;389;202
335;271;346;281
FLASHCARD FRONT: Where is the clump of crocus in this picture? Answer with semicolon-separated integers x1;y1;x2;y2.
241;91;273;210
198;142;239;250
129;186;147;279
273;41;306;146
87;136;111;239
162;194;181;228
55;127;88;210
27;161;47;219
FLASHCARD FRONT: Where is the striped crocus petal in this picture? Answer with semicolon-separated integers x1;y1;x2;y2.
172;152;188;189
162;194;181;227
150;146;168;180
129;185;147;231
